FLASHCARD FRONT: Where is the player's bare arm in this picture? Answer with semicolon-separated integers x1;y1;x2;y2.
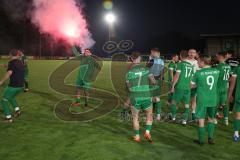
228;75;237;103
148;74;156;85
171;72;180;92
169;69;174;82
191;83;196;89
0;70;12;86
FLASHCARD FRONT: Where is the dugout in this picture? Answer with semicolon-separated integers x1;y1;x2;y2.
201;34;240;55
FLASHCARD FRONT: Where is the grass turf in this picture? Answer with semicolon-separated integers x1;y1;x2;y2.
0;60;239;160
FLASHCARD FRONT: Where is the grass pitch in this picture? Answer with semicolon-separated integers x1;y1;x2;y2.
0;60;240;160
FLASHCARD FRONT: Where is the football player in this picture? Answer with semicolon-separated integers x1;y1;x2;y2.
126;51;156;143
228;62;240;142
191;55;219;145
226;50;239;113
167;54;179;104
146;48;164;121
0;49;25;123
186;49;199;121
20;51;29;92
170;50;194;125
72;47;101;107
215;51;231;125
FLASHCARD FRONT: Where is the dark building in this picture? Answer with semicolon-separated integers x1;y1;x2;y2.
201;34;240;55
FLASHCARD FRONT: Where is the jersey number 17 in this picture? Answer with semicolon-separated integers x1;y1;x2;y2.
185;66;192;78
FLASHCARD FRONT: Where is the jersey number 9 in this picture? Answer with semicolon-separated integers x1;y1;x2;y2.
207;75;214;90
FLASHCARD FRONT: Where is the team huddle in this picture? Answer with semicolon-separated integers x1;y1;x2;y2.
1;48;240;146
123;48;240;145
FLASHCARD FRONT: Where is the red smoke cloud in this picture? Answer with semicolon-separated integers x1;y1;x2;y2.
31;0;95;50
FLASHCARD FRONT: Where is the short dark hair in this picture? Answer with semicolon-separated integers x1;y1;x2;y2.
131;51;140;60
228;50;234;54
172;53;179;58
227;50;235;57
180;50;188;58
9;49;22;56
199;55;212;65
85;48;91;52
217;51;227;57
151;47;160;52
188;48;197;52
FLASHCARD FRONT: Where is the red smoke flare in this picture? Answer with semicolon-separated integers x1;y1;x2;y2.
31;0;95;50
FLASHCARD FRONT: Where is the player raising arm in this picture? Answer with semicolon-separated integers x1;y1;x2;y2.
126;51;156;143
191;55;219;145
228;64;240;142
0;49;25;123
72;47;101;107
170;50;193;125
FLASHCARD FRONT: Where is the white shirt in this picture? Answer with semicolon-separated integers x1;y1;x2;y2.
186;59;199;73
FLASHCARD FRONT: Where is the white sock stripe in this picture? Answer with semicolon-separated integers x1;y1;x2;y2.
6;115;11;119
234;131;239;137
15;107;20;111
185;104;190;108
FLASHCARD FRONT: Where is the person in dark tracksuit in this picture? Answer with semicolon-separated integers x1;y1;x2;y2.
0;49;24;123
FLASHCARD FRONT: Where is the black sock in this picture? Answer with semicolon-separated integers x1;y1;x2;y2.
25;81;29;89
229;103;234;112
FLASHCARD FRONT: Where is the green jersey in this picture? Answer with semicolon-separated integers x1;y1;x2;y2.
191;67;220;107
125;64;152;99
175;61;193;90
168;61;177;82
72;46;81;57
216;62;231;90
77;55;99;83
232;66;240;101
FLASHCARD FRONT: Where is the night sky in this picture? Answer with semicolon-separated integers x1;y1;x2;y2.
0;0;240;56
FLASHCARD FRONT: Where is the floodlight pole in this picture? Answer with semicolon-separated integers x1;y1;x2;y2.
108;24;112;41
105;13;116;41
39;34;42;59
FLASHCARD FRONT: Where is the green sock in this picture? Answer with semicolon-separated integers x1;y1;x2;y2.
153;102;156;109
223;105;228;119
207;122;215;139
170;104;177;118
76;98;80;103
122;107;127;112
155;102;161;114
192;112;196;120
134;130;140;136
234;119;240;131
1;99;11;116
146;125;152;133
198;127;205;143
183;108;190;121
168;93;172;103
